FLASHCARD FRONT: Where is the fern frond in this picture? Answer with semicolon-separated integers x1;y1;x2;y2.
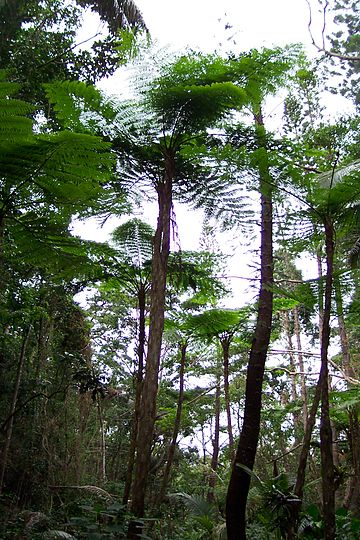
169;492;218;520
111;218;153;267
42;531;76;540
51;484;114;502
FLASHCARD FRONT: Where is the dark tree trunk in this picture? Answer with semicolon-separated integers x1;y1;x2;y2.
345;410;360;516
222;337;235;462
287;221;336;539
123;286;146;506
159;341;187;504
226;108;273;540
320;218;336;539
207;372;221;504
128;152;174;537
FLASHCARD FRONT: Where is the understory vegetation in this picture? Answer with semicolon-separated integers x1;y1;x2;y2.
0;1;359;539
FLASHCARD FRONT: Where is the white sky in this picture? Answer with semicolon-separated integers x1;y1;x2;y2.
135;0;313;52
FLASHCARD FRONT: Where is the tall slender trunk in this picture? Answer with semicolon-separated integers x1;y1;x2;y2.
334;277;360;514
287;222;336;539
226;109;273;540
0;325;31;495
293;306;308;430
320;218;336;539
207;372;221;504
317;251;324;343
159;341;187;504
129;153;174;537
283;311;299;439
96;394;106;483
222;337;235;462
123;286;146;506
0;214;5;288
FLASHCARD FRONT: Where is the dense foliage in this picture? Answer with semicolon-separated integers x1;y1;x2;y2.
0;1;359;539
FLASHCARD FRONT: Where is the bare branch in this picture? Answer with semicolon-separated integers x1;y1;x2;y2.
305;0;360;62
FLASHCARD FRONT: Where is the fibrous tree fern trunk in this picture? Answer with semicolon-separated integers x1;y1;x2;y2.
226;108;274;539
128;151;174;537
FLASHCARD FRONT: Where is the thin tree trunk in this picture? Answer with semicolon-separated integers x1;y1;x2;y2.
317;251;324;343
96;393;106;483
283;311;299;439
226;108;273;540
344;410;360;515
207;373;221;504
0;325;31;495
123;286;146;506
287;222;336;539
319;218;336;540
129;154;174;537
334;276;360;514
159;341;187;504
222;338;235;462
293;306;308;430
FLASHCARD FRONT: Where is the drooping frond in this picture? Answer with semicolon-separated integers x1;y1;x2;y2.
0;73;34;142
167;251;229;305
316;159;360;189
75;0;147;33
184;308;250;341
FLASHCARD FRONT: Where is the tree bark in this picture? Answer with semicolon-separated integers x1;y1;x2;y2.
283;311;300;439
207;373;221;504
122;286;146;505
293;306;308;430
222;337;235;462
226;108;273;539
128;151;174;537
159;341;187;504
319;218;336;540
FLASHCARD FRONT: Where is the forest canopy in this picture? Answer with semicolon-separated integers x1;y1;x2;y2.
0;1;359;540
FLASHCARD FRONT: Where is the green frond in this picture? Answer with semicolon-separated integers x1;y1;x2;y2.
111;218;154;267
169;492;218;521
184;307;250;340
45;80;117;132
1;131;114;208
149;81;246;132
0;82;34;141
